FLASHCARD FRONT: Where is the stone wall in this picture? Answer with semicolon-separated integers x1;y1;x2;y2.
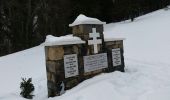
105;40;125;72
45;44;82;97
45;40;125;97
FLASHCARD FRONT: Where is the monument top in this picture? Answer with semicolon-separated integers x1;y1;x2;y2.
69;14;106;27
43;35;85;46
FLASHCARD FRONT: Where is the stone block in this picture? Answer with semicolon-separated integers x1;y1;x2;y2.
65;78;79;89
48;46;64;60
83;69;103;76
84;72;92;76
45;47;48;60
73;45;79;54
51;73;56;83
47;61;56;73
55;61;61;71
63;45;74;54
47;72;51;81
47;80;57;97
47;80;56;89
92;69;103;74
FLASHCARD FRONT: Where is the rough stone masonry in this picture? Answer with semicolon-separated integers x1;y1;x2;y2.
45;14;125;97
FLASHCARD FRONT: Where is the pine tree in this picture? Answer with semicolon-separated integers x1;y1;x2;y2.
20;78;34;99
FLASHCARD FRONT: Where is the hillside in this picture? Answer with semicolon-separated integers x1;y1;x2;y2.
0;8;170;100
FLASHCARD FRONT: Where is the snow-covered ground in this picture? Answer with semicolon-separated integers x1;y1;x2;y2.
0;8;170;100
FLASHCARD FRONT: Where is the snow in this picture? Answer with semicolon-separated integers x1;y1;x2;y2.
104;9;170;64
69;14;106;27
42;35;85;46
0;46;47;99
43;34;124;46
1;8;170;100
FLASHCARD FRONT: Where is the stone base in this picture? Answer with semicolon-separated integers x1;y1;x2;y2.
45;40;125;97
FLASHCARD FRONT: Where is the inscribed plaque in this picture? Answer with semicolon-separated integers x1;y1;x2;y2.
64;54;79;78
84;53;108;72
112;48;121;66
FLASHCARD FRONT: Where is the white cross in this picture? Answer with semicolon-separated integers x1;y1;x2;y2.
88;28;102;54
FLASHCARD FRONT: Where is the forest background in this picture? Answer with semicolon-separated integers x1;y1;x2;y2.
0;0;169;56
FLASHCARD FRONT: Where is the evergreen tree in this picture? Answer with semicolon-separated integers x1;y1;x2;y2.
20;78;34;99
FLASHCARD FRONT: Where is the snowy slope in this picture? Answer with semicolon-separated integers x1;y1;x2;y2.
104;9;170;65
0;8;170;100
0;46;47;100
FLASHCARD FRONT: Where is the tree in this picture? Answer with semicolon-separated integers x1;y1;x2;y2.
20;78;34;99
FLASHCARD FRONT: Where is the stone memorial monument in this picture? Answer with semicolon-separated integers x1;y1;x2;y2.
45;14;125;97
